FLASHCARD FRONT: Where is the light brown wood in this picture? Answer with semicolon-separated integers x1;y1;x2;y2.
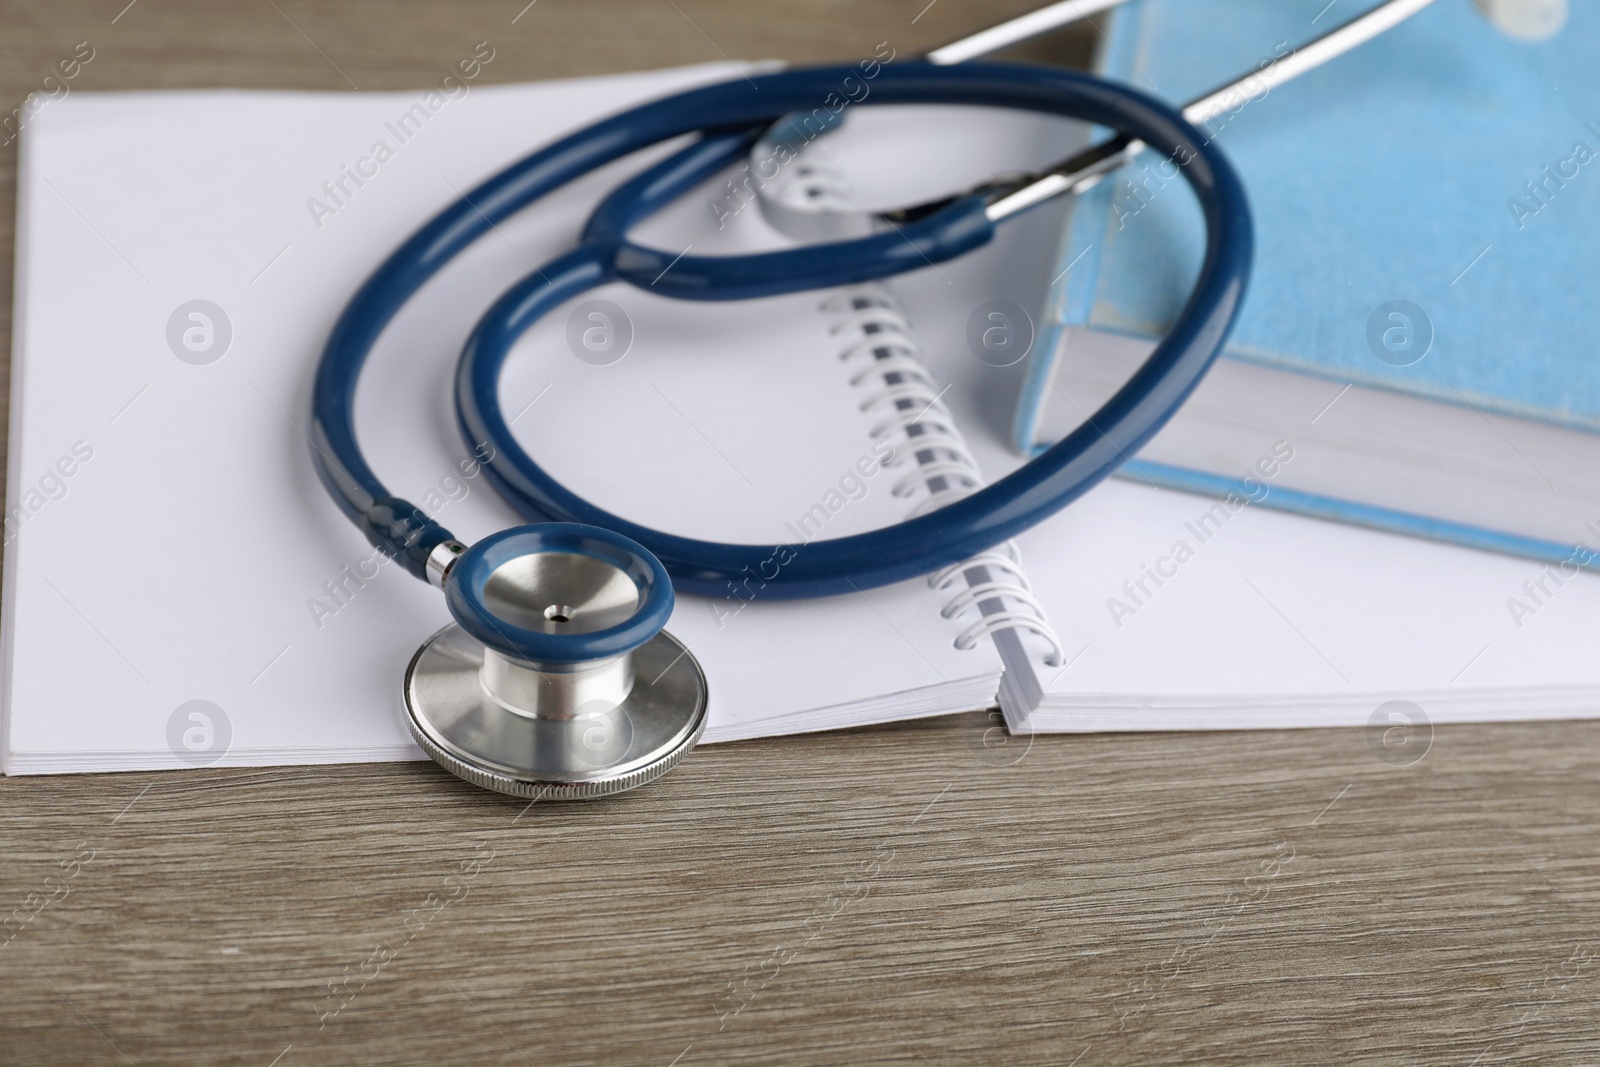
1;3;1596;1064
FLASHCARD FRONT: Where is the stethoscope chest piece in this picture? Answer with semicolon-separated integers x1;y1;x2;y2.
403;523;707;799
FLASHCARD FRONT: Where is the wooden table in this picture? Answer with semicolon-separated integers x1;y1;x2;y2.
1;3;1596;1063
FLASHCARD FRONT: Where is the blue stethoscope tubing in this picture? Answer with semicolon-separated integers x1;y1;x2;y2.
310;61;1253;600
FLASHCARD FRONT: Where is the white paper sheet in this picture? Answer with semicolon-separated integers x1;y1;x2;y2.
3;67;1016;773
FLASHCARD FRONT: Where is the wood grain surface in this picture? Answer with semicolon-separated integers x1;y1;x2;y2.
1;3;1597;1064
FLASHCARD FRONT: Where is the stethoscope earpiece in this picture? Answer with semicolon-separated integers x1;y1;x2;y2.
1474;0;1567;39
403;523;707;799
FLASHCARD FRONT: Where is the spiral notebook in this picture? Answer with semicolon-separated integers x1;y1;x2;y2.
4;65;1078;773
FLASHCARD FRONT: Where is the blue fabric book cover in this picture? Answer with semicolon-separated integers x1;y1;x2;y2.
1015;0;1600;561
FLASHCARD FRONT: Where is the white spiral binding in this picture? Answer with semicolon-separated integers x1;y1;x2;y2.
824;283;1065;667
763;146;857;214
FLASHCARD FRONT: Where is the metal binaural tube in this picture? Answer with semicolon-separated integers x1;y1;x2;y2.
925;0;1133;66
985;0;1443;221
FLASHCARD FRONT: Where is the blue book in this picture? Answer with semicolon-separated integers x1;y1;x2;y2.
1014;0;1600;570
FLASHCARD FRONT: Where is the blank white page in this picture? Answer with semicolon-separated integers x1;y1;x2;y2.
2;67;1003;774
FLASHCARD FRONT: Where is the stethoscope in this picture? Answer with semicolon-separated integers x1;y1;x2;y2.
308;0;1479;799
